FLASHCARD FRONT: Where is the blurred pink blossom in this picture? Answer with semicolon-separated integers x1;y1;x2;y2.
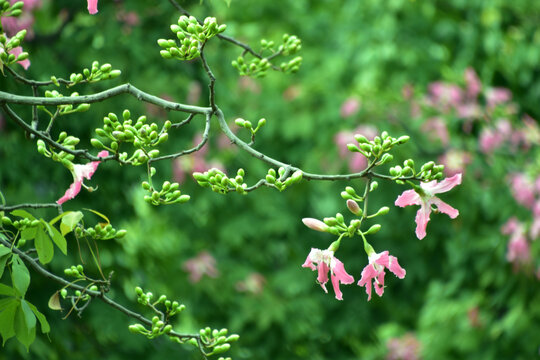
530;201;540;240
182;251;219;283
358;250;406;301
386;333;421;360
421;117;449;146
401;84;414;101
509;173;535;209
172;133;225;183
340;97;361;118
187;81;202;104
438;149;471;177
87;0;98;14
467;306;482;328
238;76;261;94
283;85;301;101
1;44;30;70
1;0;41;39
334;125;377;172
479;128;504;154
486;87;512;108
116;10;139;27
302;248;354;300
427;82;463;109
395;174;462;240
502;218;531;269
235;273;266;295
465;67;482;98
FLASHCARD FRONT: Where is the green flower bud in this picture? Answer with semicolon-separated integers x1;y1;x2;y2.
177;195;190;203
365;224;381;235
115;229;127;238
370;181;378;192
397;135;410;144
213;344;231;355
90;138;104;149
346;200;362;216
160;50;172;59
346;144;360;153
354;134;369;143
109;70;121;79
226;334;240;342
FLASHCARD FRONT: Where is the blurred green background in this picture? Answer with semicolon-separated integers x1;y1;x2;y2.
1;0;540;359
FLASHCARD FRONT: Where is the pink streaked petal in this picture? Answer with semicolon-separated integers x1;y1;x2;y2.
431;197;459;219
301;256;316;271
330;273;344;300
332;258;354;284
57;180;83;205
415;204;431;240
317;262;329;292
388;256;406;279
374;270;385;297
423;173;462;194
87;0;98;14
374;251;390;268
395;190;421;207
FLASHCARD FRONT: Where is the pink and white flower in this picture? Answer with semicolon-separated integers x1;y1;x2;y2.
57;151;108;205
182;251;219;283
87;0;98;14
357;250;406;301
302;248;354;300
395;174;462;240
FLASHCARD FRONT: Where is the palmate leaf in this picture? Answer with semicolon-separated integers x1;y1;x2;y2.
0;299;17;345
10;254;30;297
34;226;54;264
60;211;83;236
41;220;67;255
0;244;11;279
26;301;50;334
14;300;36;350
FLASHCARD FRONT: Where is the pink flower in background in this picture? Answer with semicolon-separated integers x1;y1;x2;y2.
486;87;512;108
238;76;261;94
438;149;471;177
421;117;449;146
235;273;266;295
428;82;463;109
283;85;301;101
0;43;31;70
182;251;219;283
302;248;354;300
87;0;98;14
530;202;540;240
1;0;42;39
509;173;535;209
334;125;377;172
386;333;421;360
479;119;514;154
501;218;531;269
395;174;462;240
465;67;482;98
57;151;109;205
187;81;202;104
340;97;361;118
357;250;406;301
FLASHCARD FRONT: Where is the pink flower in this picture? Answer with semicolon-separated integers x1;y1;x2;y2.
386;333;421;360
465;67;481;99
486;87;512;108
421;117;449;146
395;174;462;240
357;250;406;301
438;149;471;177
235;272;266;295
57;151;108;205
340;97;361;118
509;173;535;209
182;251;219;283
0;37;30;70
302;248;354;300
87;0;98;14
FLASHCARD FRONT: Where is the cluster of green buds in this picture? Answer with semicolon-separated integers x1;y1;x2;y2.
158;16;227;61
0;0;23;17
142;178;190;206
74;223;126;241
347;131;410;167
193;168;248;195
232;33;302;77
92;110;170;165
187;327;239;357
59;284;98;302
1;215;40;231
50;61;121;87
130;287;186;339
64;264;86;279
0;29;29;67
389;159;445;183
235;117;266;143
36;132;79;164
265;167;303;191
40;90;90;115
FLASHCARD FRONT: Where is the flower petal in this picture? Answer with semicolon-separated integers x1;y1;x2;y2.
388;256;406;279
414;203;431;240
431;197;459;219
332;258;354;285
330;273;344;300
87;0;98;14
374;270;385;297
317;262;329;293
423;173;462;194
395;189;422;207
57;179;83;205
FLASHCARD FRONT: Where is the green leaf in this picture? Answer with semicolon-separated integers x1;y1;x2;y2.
41;220;67;255
0;284;16;297
60;211;83;236
10;210;35;220
0;245;11;279
49;225;67;255
20;300;36;331
27;302;50;334
11;254;30;297
84;208;110;224
20;226;37;242
14;301;36;350
0;299;17;345
35;226;54;264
